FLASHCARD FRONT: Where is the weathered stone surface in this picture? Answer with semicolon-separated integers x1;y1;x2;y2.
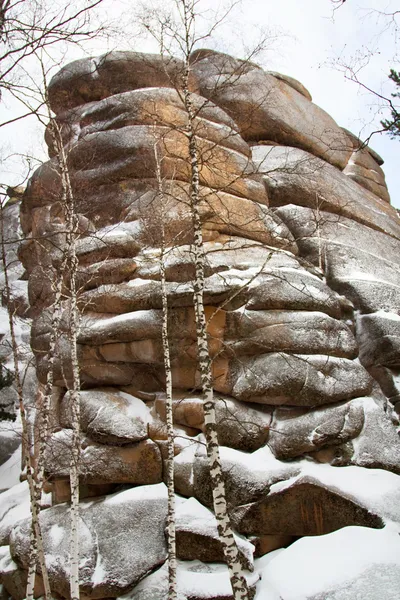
275;205;400;313
49;87;245;153
190;49;352;168
48;51;186;113
350;397;400;474
59;388;150;445
0;546;45;600
268;399;365;460
231;476;384;536
244;270;346;318
252;145;400;239
225;354;372;406
175;443;298;508
77;248;338;318
44;431;162;485
155;392;271;452
250;534;294;557
343;139;390;202
225;309;357;358
10;484;168;598
267;71;312;101
344;161;390;202
175;497;254;569
357;311;400;369
5;46;400;600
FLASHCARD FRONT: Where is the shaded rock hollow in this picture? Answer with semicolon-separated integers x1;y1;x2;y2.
1;48;400;600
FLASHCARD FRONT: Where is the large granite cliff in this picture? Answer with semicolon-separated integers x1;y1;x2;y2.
1;49;400;599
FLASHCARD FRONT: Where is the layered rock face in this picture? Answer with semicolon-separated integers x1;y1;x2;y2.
2;49;400;599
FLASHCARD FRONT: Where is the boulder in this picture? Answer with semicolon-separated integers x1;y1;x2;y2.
275;204;400;313
67;127;264;205
50;87;246;155
9;484;168;598
0;546;45;600
244;270;345;318
48;51;186;113
44;431;162;485
225;309;357;358
344;161;390;202
175;443;298;508
250;534;294;558
252;145;400;240
0;483;30;545
350;396;400;474
268;398;365;460
189;49;352;168
231;475;384;536
175;497;254;569
59;388;150;445
226;354;372;406
267;71;312;101
155;392;271;452
357;311;400;369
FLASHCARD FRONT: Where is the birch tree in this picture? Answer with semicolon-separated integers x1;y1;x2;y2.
45;108;82;600
2;55;83;596
0;197;52;600
153;138;178;600
139;2;253;597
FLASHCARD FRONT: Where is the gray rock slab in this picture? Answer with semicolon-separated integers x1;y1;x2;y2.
59;388;150;445
225;309;357;359
268;398;365;460
225;354;372;407
253;145;400;239
275;204;400;313
9;484;168;598
357;311;400;369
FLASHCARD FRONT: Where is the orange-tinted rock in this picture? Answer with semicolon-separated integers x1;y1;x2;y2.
190;49;352;168
231;476;384;536
44;431;162;485
48;51;187;112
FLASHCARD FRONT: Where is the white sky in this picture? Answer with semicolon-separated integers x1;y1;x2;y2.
2;0;400;206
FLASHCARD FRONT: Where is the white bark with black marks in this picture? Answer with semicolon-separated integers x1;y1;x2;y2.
154;139;178;600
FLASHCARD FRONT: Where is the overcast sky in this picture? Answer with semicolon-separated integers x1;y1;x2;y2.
2;0;400;206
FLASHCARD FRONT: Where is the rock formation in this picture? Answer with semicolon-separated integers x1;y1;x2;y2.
1;49;400;599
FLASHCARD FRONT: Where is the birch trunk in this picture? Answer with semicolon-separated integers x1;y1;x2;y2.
48;120;81;600
0;203;52;600
154;140;177;600
177;8;251;596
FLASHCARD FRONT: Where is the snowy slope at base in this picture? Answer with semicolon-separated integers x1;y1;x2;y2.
256;524;400;600
0;446;21;491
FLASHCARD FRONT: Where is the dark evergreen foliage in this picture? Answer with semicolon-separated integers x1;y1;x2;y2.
381;69;400;139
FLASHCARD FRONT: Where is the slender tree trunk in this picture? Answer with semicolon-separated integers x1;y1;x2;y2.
48;120;81;600
180;40;251;600
154;140;177;600
0;203;52;600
